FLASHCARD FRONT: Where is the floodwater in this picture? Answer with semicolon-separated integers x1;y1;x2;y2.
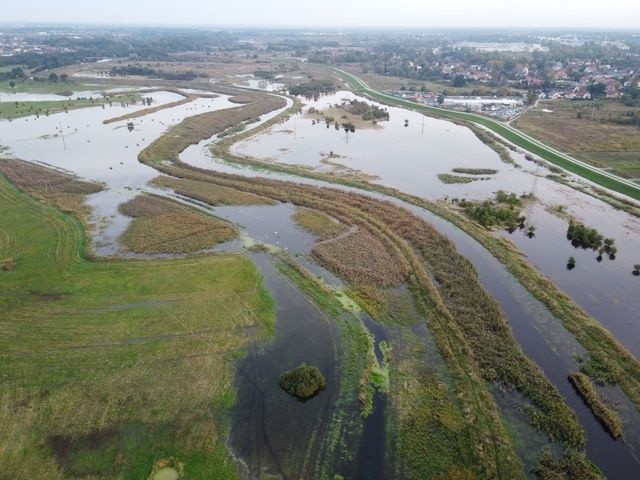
230;253;342;479
4;84;640;477
180;139;640;477
0;89;242;255
232;90;640;359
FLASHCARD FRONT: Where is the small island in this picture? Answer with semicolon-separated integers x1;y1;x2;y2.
279;363;327;401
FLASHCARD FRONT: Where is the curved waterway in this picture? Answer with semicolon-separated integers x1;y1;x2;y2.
232;91;640;359
180;136;640;478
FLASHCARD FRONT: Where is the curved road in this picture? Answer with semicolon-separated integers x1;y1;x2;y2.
328;66;640;202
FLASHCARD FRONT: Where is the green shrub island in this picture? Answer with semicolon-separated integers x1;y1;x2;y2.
279;363;327;401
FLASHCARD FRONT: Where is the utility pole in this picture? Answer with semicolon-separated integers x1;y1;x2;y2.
59;124;67;150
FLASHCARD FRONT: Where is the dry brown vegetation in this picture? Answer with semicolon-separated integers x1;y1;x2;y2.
228;96;255;104
0;158;102;217
292;207;347;240
152;175;273;206
138;92;286;165
118;194;236;254
313;228;409;288
514;100;640;179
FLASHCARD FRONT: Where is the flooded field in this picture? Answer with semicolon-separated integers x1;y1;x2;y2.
231;90;640;358
3;82;640;479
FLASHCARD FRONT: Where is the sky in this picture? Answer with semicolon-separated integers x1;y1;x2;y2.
2;0;640;29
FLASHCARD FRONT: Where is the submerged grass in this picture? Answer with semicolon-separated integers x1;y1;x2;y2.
209;117;640;439
0;168;275;479
118;194;237;254
132;86;626;476
292;207;347;240
568;372;624;439
437;173;479;184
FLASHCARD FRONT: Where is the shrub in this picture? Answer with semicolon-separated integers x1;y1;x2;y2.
279;363;326;401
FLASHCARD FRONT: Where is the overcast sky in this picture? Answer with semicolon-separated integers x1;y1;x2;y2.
3;0;640;29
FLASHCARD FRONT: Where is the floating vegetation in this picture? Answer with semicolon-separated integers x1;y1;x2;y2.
633;264;640;277
279;363;327;401
568;372;623;439
437;173;479;184
567;256;577;270
452;167;498;175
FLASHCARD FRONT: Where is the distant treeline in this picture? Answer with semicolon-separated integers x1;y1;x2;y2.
289;79;335;98
110;65;203;81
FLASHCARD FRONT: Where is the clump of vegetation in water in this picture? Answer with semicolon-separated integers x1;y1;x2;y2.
568;372;623;439
279;363;327;401
289;79;335;99
437;173;479;184
452;167;498;175
344;99;389;121
567;256;576;270
566;220;604;249
460;190;525;230
633;264;640;276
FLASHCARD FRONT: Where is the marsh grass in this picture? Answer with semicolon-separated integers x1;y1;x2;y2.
313;228;409;288
0;158;103;219
292;207;347;240
568;372;623;438
437;173;479;184
118;194;237;254
152;175;273;206
452;168;498;175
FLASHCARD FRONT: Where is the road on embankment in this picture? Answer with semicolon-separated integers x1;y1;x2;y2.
328;66;640;202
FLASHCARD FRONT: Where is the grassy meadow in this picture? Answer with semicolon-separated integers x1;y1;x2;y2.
0;165;274;479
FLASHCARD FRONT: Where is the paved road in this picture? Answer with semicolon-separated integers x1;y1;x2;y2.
328;66;640;202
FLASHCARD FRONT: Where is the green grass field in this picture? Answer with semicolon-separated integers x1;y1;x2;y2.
0;172;274;479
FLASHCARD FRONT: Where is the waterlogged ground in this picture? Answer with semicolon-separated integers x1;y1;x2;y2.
4;83;640;478
0;89;244;254
231;90;640;359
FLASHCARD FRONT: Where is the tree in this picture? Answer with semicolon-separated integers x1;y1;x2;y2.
59;73;68;82
452;74;467;88
437;94;445;105
48;72;59;82
8;81;15;89
588;82;606;98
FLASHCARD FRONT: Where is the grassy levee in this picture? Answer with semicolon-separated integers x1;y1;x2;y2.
0;166;275;479
331;66;640;202
207;80;640;429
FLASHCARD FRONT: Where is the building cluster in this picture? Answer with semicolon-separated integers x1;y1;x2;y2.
0;33;75;57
